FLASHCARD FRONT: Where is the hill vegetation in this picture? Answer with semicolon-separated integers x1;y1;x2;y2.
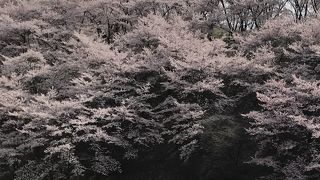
1;0;320;179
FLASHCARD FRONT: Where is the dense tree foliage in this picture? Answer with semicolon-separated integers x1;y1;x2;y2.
0;0;320;180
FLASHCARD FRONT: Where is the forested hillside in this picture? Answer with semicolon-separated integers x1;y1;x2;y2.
1;0;320;180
